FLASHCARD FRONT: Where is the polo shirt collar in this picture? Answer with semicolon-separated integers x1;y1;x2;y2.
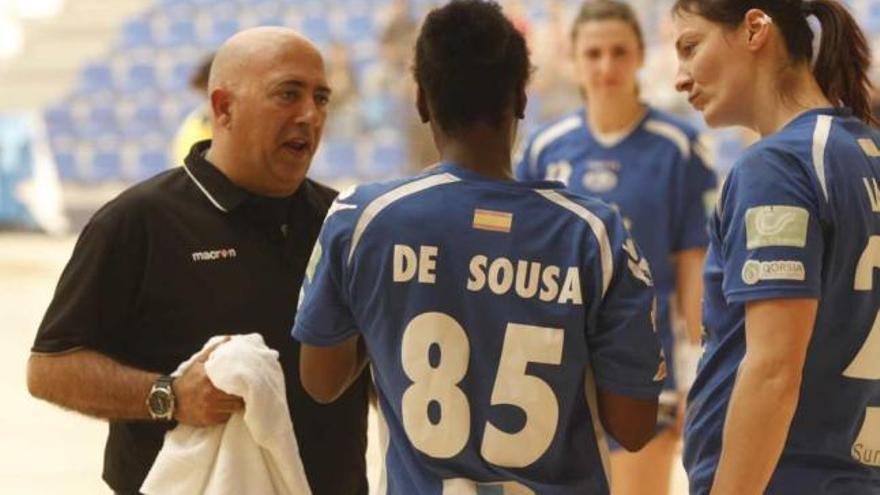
183;140;249;213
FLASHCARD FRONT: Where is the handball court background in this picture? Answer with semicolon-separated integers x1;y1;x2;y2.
0;231;689;493
9;0;880;492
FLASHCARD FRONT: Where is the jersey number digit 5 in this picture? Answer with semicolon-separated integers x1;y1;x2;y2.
401;312;564;468
845;236;880;467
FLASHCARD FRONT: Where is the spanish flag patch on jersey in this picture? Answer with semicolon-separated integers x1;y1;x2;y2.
472;209;513;233
858;138;880;157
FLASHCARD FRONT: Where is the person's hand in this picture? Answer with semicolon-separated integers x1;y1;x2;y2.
173;338;244;427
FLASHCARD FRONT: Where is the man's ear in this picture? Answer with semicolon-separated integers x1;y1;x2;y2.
210;88;233;128
416;85;430;124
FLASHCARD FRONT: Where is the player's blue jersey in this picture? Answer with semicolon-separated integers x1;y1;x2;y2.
684;108;880;494
516;106;717;392
293;162;664;495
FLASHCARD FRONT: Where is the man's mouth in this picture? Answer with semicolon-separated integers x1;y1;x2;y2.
284;138;310;153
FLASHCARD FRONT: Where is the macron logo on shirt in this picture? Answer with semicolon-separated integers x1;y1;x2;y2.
192;248;238;262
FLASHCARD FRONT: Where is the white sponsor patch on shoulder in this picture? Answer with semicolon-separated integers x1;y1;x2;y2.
745;205;810;249
741;260;806;286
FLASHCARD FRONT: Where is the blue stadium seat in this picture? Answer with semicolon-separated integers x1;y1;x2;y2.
312;140;358;180
122;63;158;92
44;106;75;135
207;18;240;46
53;151;78;181
80;63;114;93
120;17;152;48
155;19;198;47
137;149;170;180
157;61;194;92
300;15;332;45
93;149;122;181
341;13;376;43
366;140;407;179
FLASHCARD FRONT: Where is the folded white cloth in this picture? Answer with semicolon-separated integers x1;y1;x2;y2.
142;334;312;495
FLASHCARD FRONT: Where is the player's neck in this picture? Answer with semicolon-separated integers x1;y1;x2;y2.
585;94;644;135
750;68;833;137
440;133;514;181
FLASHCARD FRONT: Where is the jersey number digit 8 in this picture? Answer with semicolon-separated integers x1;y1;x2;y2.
401;312;564;468
845;236;880;467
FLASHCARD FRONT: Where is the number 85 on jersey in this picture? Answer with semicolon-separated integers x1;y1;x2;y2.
401;311;564;468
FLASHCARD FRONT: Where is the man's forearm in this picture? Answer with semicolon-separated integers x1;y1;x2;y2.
27;349;159;420
710;358;801;495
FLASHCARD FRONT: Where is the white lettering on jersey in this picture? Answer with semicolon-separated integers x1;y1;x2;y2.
467;255;582;305
191;248;237;262
393;244;438;284
864;178;880;213
740;260;806;286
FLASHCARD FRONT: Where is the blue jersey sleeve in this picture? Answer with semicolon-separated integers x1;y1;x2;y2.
719;147;824;303
588;208;665;400
674;136;718;252
292;200;359;346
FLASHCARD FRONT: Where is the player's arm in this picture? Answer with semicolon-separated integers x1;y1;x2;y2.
293;196;366;404
300;335;368;404
675;247;707;344
675;134;716;345
597;390;659;451
709;298;817;495
28;345;243;426
589;208;664;451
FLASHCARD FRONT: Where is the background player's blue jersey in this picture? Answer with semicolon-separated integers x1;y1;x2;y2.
516;106;717;393
294;162;664;495
684;108;880;494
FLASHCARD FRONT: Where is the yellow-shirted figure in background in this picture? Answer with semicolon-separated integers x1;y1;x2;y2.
172;54;214;166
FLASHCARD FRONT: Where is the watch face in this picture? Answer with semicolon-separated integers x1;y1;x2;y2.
149;390;171;415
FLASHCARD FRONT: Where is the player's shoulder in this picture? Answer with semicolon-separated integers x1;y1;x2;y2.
333;167;453;209
640;107;702;159
533;186;622;230
525;109;585;158
323;167;459;233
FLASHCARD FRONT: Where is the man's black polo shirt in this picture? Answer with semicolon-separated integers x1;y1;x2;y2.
32;141;369;495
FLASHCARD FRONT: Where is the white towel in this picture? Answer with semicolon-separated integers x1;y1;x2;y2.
142;334;312;495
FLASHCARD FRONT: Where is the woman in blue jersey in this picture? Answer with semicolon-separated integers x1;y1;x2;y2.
516;3;717;494
673;1;880;493
295;1;667;493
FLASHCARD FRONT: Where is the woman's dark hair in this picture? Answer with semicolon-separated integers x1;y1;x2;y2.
673;0;877;126
414;0;531;132
570;0;645;52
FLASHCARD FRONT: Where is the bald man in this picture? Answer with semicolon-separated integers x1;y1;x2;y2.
27;28;369;495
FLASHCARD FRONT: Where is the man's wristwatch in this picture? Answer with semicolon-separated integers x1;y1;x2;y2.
146;375;176;421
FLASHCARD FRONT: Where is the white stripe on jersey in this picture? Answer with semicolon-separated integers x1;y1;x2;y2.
812;115;833;202
530;115;583;176
348;173;460;264
584;367;612;486
534;189;614;298
183;164;229;213
644;119;691;159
